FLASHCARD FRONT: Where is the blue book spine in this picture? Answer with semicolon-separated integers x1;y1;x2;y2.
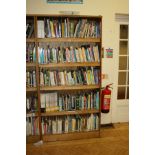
73;49;77;62
96;92;99;110
40;48;43;64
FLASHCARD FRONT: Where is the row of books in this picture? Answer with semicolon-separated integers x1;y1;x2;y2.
26;43;36;63
40;91;99;112
40;67;100;86
26;96;38;113
38;45;100;64
26;22;34;38
37;18;100;38
26;71;36;87
41;114;99;135
40;91;99;113
26;117;39;136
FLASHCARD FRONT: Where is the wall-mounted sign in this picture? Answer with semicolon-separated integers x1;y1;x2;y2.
47;0;83;4
106;48;113;58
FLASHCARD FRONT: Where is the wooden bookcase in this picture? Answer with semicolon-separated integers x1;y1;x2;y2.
26;14;102;143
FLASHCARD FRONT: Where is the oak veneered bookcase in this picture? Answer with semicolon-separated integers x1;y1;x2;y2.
26;14;102;143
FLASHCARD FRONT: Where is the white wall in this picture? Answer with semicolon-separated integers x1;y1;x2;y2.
26;0;128;49
26;0;129;124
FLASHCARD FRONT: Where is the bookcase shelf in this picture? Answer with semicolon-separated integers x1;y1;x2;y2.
26;112;39;117
43;130;100;142
41;109;99;116
39;62;100;68
26;135;40;143
26;38;35;42
40;85;100;91
26;87;37;92
26;14;102;143
37;38;101;43
26;62;36;67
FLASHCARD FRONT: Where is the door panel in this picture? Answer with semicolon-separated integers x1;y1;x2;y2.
112;16;129;123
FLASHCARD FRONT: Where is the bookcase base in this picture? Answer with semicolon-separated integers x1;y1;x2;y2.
43;131;100;142
26;135;40;143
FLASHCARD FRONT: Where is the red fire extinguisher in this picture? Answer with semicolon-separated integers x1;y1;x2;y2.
101;84;113;113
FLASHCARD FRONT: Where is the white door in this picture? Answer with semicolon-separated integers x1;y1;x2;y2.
112;14;129;123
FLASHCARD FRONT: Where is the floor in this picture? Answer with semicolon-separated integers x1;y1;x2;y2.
26;123;129;155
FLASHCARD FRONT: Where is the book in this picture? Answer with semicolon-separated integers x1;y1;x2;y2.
81;46;86;62
49;71;55;86
61;21;65;37
67;18;70;37
52;119;57;134
47;19;52;38
93;45;100;62
75;48;80;62
32;71;36;87
64;19;67;37
50;20;55;38
33;46;36;62
65;116;69;133
44;18;48;38
58;21;62;37
66;47;70;62
40;94;46;112
28;24;34;38
70;21;75;37
74;21;80;37
54;20;59;37
37;20;45;38
78;47;83;62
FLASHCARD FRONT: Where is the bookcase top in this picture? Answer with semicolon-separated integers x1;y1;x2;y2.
26;14;102;19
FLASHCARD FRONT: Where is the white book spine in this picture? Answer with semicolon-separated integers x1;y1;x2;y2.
96;115;99;130
49;71;55;86
78;48;83;62
42;118;44;135
37;20;45;38
75;49;79;62
65;117;68;133
32;71;36;87
61;72;65;85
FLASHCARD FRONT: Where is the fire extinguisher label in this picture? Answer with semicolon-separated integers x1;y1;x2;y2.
104;95;111;110
104;95;111;98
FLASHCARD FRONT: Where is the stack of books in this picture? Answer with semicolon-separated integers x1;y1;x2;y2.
41;114;99;135
38;45;100;64
40;67;100;86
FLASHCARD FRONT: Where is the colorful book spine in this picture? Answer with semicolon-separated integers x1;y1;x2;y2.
37;45;100;64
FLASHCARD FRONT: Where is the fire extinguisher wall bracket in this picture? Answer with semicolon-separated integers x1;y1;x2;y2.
101;84;113;113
